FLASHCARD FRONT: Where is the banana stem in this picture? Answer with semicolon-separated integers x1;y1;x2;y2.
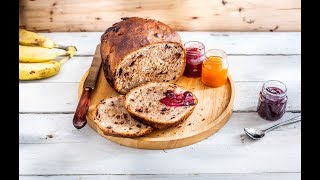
55;45;69;50
58;46;77;64
58;55;72;65
55;45;78;51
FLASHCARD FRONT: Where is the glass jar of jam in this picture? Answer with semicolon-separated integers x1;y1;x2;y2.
183;41;205;78
257;80;288;121
201;49;228;87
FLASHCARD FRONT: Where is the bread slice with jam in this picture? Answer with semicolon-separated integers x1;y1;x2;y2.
124;82;198;129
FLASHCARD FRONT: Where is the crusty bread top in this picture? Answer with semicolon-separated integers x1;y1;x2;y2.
100;17;183;86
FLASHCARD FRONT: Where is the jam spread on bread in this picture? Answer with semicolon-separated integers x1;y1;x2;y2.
160;90;196;107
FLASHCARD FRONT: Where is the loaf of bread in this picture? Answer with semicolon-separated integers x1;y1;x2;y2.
124;82;198;129
100;17;186;94
94;95;153;137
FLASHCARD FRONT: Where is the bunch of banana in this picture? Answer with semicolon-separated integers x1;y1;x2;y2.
19;29;77;80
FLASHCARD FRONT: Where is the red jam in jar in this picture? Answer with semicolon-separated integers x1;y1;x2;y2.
183;41;205;78
257;80;288;121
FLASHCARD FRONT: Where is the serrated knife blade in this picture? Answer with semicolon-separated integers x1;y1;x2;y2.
73;45;102;129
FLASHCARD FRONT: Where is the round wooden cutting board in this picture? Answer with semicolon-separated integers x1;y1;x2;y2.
79;69;235;149
78;46;235;149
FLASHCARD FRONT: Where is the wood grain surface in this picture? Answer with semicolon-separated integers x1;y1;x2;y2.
19;173;301;180
19;0;301;32
19;113;301;175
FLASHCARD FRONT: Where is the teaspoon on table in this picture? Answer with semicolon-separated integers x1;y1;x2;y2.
244;115;301;140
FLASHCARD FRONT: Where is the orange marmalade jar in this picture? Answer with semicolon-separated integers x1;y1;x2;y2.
201;49;228;87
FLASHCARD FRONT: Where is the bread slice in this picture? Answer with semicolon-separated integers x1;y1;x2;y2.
94;95;153;137
124;82;198;129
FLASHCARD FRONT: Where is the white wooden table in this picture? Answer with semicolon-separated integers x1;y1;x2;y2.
19;32;301;179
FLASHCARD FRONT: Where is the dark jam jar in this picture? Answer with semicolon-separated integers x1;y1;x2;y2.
183;41;205;78
257;80;288;121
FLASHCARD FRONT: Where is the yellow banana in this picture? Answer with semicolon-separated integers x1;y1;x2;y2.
19;45;66;62
19;54;72;80
19;45;77;63
19;29;74;50
19;29;58;49
19;61;61;80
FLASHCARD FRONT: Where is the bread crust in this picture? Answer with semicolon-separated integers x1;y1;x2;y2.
126;106;196;129
100;17;184;93
97;124;153;137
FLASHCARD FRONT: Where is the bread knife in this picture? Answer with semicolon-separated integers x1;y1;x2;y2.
73;45;101;129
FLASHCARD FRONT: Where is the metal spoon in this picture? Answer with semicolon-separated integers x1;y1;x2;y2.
244;115;301;140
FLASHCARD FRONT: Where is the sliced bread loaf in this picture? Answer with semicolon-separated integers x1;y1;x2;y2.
94;95;153;137
100;17;186;94
124;82;198;129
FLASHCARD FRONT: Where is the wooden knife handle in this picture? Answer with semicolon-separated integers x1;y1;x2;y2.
73;88;92;129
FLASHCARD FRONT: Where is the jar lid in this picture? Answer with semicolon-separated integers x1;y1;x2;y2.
204;49;228;67
262;80;287;98
184;41;205;55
